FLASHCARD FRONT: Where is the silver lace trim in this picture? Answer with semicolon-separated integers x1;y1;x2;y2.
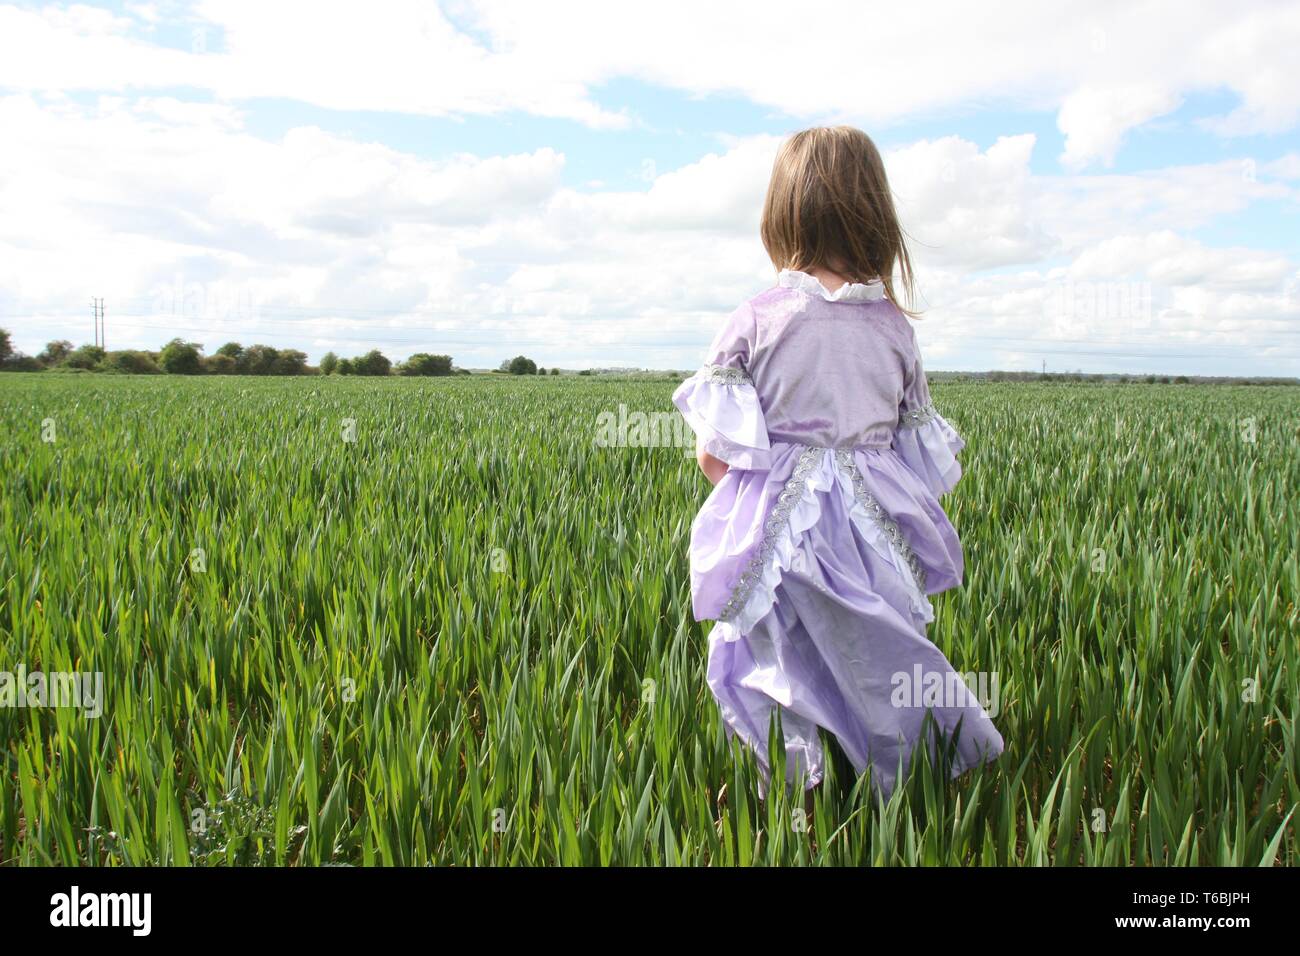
898;402;938;429
714;444;928;624
716;445;824;623
701;363;752;386
833;450;927;591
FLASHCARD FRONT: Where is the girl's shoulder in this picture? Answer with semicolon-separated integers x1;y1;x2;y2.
748;283;792;310
747;283;915;342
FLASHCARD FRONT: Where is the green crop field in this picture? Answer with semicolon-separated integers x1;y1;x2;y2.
1;372;1296;865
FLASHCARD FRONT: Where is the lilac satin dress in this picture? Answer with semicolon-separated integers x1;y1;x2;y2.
673;269;1004;798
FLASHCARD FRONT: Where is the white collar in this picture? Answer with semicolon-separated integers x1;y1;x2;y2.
778;268;886;302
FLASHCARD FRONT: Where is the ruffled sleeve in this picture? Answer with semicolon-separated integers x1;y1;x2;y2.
891;325;964;496
672;301;771;471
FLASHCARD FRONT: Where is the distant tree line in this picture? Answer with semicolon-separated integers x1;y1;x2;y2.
498;355;558;376
318;350;459;377
2;331;1291;384
932;370;1298;386
0;329;465;377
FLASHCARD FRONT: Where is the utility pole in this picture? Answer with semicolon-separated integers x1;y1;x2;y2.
91;297;104;350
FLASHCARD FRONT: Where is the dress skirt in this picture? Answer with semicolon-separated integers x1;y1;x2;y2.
689;441;1004;800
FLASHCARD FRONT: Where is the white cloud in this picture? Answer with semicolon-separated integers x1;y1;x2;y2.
3;1;1299;170
1;0;1298;377
0;0;632;128
0;90;572;355
1263;153;1300;180
0;88;1295;375
887;134;1055;272
1056;85;1183;170
1030;160;1297;251
1069;232;1291;290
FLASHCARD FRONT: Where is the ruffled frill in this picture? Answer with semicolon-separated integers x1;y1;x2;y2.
715;448;937;640
671;366;770;471
890;404;965;497
689;443;963;635
776;268;887;302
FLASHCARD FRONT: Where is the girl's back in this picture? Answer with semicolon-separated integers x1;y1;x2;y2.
746;271;916;449
673;125;1003;800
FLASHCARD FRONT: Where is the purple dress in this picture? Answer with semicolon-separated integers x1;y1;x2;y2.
673;268;1004;799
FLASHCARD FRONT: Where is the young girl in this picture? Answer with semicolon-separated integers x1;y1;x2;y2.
673;126;1003;800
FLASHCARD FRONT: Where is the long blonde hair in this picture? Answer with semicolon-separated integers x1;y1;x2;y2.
760;125;918;316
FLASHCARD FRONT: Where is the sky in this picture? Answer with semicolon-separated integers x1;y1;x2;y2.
1;0;1298;376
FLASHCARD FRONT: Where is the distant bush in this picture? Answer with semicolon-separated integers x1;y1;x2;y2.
351;349;392;376
160;338;204;375
502;355;537;375
0;326;36;370
39;340;74;367
320;352;339;375
203;353;237;375
275;349;309;376
239;344;279;375
64;345;106;370
0;354;41;372
105;350;161;374
332;350;391;376
399;353;453;376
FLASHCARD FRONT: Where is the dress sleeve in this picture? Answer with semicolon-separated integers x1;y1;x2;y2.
891;324;964;496
672;300;771;471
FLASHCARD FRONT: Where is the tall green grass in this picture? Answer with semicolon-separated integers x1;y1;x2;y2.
1;373;1295;865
